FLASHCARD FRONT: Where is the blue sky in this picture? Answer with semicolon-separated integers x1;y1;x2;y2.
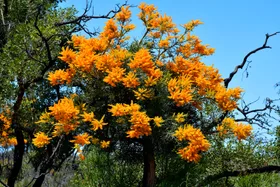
61;0;280;130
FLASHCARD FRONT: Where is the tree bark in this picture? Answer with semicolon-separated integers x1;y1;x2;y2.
7;128;25;187
142;137;156;187
32;171;46;187
7;85;26;187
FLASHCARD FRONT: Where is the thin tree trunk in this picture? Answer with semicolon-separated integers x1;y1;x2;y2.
7;129;24;187
7;86;26;187
142;137;156;187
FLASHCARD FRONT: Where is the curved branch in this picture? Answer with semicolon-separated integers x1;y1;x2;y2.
224;32;280;88
198;165;280;186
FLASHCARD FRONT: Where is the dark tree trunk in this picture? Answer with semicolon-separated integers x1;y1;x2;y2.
7;128;25;187
32;171;46;187
7;87;26;187
142;137;156;187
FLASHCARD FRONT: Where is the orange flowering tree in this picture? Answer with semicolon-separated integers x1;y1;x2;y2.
28;3;255;186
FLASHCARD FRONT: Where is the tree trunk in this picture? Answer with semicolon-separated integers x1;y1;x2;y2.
142;137;156;187
8;87;26;187
7;129;25;187
32;171;46;187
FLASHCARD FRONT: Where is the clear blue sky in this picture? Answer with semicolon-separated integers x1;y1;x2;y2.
61;0;280;130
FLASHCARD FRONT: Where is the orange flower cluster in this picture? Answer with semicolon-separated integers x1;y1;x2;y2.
183;20;203;31
32;132;51;148
100;140;110;148
129;49;162;81
0;113;11;136
1;137;18;147
217;118;253;140
49;97;80;135
34;97;108;148
167;56;242;110
215;87;243;111
70;133;92;146
138;3;177;33
133;88;153;100
122;72;140;88
168;75;193;106
174;112;187;123
153;116;164;127
116;6;131;22
48;69;75;86
109;101;141;116
174;125;210;162
0;111;18;147
100;19;119;41
109;101;153;138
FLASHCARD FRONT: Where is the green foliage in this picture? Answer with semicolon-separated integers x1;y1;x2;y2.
234;173;280;187
69;147;142;187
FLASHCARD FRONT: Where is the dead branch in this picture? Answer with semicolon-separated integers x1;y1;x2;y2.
235;98;279;129
224;32;280;88
198;165;280;186
55;0;128;36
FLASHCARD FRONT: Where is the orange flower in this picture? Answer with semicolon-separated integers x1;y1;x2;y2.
133;88;153;100
218;118;252;140
168;75;193;106
159;39;169;48
100;19;119;40
48;69;75;86
58;47;76;63
183;20;203;31
108;103;131;116
79;154;85;160
71;35;86;48
122;72;140;88
127;111;151;138
91;115;108;131
103;67;126;87
215;86;243;111
153;116;164;127
174;113;187;123
174;125;210;162
116;6;132;22
81;112;95;122
70;133;92;146
129;49;155;75
49;97;80;124
231;123;253;140
33;132;51;148
8;138;18;146
100;140;110;148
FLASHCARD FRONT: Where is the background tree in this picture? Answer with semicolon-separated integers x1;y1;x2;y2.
0;0;127;186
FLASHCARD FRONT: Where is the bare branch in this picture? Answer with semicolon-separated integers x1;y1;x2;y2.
55;0;128;28
198;165;280;186
235;98;279;129
224;32;280;88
